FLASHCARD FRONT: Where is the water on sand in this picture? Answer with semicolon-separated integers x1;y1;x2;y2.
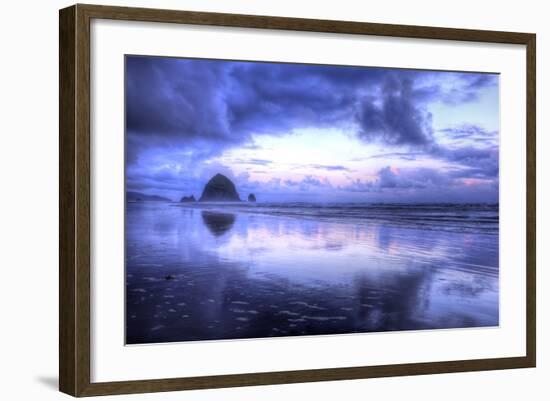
126;202;498;344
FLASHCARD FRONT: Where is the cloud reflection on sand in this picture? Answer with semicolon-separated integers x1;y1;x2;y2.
126;202;498;344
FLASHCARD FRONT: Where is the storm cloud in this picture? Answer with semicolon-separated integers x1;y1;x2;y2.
355;75;434;147
125;55;499;202
126;57;495;154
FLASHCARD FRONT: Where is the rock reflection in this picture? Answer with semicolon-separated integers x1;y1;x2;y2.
201;211;236;236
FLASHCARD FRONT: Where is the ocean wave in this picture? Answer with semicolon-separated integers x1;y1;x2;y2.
169;202;499;235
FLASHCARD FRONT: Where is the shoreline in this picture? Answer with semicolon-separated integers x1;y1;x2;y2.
127;201;500;235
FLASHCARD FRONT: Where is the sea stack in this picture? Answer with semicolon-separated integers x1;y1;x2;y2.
248;193;256;202
180;195;196;202
199;174;241;202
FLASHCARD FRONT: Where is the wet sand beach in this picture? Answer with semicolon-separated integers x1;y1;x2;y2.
126;202;499;344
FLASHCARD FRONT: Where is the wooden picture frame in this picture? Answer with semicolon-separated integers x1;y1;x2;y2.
59;3;536;397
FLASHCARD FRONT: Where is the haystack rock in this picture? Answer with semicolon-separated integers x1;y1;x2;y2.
180;195;196;203
248;193;256;202
199;174;241;202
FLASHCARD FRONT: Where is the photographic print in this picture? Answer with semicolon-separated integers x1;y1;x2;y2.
125;55;499;345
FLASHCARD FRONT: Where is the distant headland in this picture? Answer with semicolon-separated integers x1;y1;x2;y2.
127;191;171;202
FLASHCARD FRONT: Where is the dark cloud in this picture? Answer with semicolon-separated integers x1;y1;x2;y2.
125;56;498;201
284;175;332;190
431;145;499;179
355;75;434;147
233;158;272;166
440;125;496;138
413;73;498;105
359;140;498;182
342;179;376;193
341;165;497;203
126;57;495;156
224;62;387;135
377;166;400;188
377;166;449;189
126;57;385;163
365;152;425;161
126;57;231;146
309;164;352;171
465;74;499;90
439;124;498;145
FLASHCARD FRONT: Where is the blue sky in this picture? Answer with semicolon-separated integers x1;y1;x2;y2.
125;56;499;203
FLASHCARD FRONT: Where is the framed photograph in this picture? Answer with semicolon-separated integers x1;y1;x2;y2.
59;4;536;397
